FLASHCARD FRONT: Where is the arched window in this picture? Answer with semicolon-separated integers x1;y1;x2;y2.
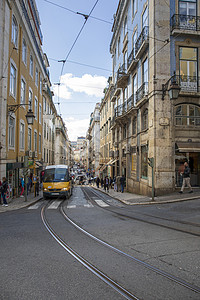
11;15;18;46
142;109;148;130
175;104;200;126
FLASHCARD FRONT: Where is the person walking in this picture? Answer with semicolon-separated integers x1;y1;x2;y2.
20;176;24;197
104;176;109;192
113;176;117;192
96;176;100;188
35;177;40;196
120;175;125;193
179;161;193;194
1;177;8;206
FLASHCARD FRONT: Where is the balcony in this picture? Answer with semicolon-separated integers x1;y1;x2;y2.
135;26;149;59
177;75;200;93
171;14;200;35
110;84;121;102
114;95;136;119
136;82;148;104
116;63;129;88
127;48;138;73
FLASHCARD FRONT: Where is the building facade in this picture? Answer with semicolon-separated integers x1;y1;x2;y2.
110;0;200;196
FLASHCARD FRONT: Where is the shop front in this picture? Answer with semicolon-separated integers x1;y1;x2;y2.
175;142;200;187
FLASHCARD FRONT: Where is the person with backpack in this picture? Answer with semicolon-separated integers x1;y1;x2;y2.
1;177;8;206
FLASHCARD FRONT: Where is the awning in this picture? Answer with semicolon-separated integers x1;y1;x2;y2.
176;142;200;153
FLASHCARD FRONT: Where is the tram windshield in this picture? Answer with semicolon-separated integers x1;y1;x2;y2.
43;168;69;182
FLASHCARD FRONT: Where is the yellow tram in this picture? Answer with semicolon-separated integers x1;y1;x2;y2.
43;165;72;199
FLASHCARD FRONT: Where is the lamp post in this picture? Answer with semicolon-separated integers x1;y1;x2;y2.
162;73;181;100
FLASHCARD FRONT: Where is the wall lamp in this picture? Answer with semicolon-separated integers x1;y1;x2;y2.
162;73;181;100
7;104;35;125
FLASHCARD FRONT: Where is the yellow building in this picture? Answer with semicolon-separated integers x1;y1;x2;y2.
5;0;46;195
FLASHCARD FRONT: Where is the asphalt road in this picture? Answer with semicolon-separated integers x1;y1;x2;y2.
0;186;200;300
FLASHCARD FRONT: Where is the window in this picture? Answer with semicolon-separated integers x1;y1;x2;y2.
123;124;127;139
141;145;148;179
30;55;33;77
22;38;27;64
179;47;197;91
132;31;137;56
132;0;137;17
10;63;17;97
21;79;26;105
44;122;46;138
11;15;18;46
179;0;196;16
47;125;49;140
44;148;46;162
35;67;39;86
142;6;148;28
132;117;137;135
35;97;38;120
175;104;200;126
39;134;41;153
118;36;121;57
124;16;128;38
28;89;33;110
28;127;32;150
133;74;137;105
40;78;42;94
142;109;148;130
43;96;46;113
34;131;37;151
9;115;15;147
142;58;148;83
20;122;25;149
39;104;42;124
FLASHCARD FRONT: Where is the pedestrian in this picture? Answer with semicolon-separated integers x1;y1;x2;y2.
35;176;40;196
178;162;184;187
96;176;100;188
104;176;109;192
120;175;125;193
101;178;104;188
20;176;24;197
1;177;8;206
27;175;32;195
113;176;117;191
116;176;120;192
179;161;193;194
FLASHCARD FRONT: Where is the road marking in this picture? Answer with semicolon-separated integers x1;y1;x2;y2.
48;201;62;209
95;200;109;207
67;205;76;209
28;203;42;210
84;203;93;208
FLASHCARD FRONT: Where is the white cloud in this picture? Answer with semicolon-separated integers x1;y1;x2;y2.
60;73;107;98
64;117;89;141
52;83;71;100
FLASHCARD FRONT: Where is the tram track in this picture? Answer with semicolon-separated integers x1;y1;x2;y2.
83;187;200;237
40;191;200;299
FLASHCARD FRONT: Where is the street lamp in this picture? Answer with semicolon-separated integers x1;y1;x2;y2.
25;109;35;125
162;72;181;100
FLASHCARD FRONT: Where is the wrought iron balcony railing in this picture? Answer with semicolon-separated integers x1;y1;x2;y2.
171;14;200;31
117;63;127;81
136;82;148;103
177;75;200;93
127;48;138;72
135;26;149;55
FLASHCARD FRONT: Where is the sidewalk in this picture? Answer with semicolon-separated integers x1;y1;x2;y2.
92;185;200;205
0;190;43;213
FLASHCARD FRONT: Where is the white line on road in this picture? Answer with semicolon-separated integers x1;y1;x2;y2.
95;200;109;207
28;203;42;209
48;201;62;209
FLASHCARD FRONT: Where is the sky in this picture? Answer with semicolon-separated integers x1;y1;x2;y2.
36;0;119;141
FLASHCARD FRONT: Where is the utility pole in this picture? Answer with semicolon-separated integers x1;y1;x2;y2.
148;157;154;201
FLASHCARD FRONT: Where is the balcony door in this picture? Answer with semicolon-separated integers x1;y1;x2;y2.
179;47;197;91
179;0;196;29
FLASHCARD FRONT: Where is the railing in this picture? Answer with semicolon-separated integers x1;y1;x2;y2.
117;63;127;81
127;94;135;110
171;14;200;31
115;104;123;117
135;26;149;54
114;95;136;118
136;82;148;103
177;75;200;93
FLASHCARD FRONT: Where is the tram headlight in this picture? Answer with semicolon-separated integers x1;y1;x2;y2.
61;188;68;191
43;188;48;192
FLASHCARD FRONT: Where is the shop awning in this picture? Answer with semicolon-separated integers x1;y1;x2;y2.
176;142;200;152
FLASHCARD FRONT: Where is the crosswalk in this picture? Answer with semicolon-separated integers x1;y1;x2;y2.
28;199;110;210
